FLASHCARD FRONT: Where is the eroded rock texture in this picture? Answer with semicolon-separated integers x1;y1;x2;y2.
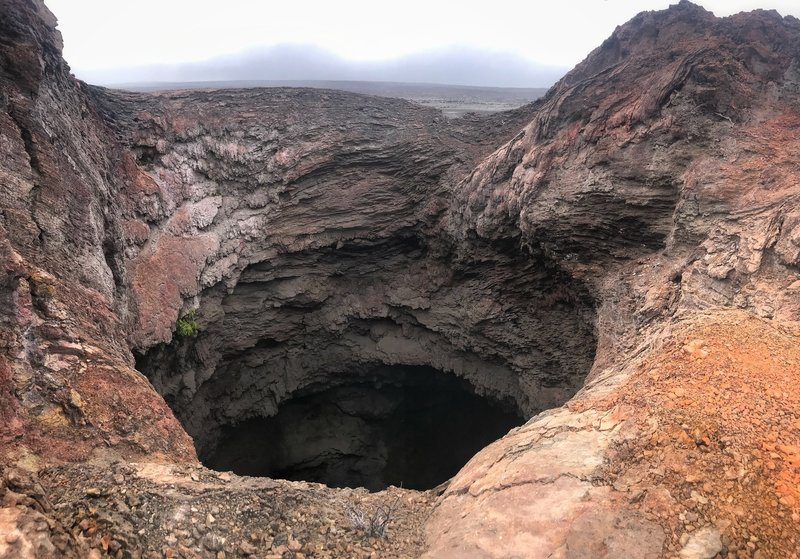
94;71;596;486
2;0;800;557
424;4;800;558
0;0;194;466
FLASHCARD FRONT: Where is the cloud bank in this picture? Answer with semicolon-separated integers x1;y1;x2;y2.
79;45;569;88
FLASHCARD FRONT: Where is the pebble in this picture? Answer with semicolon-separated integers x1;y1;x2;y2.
202;534;225;552
679;526;722;559
288;534;303;551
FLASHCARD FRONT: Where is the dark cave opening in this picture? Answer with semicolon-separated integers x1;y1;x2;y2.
202;366;525;491
134;234;599;493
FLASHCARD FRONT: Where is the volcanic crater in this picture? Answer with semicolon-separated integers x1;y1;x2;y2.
3;1;800;557
134;229;598;490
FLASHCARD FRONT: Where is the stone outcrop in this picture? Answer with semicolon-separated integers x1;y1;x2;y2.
0;0;195;466
2;0;800;557
423;4;800;557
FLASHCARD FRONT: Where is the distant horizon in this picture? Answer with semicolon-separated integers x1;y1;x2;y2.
106;78;552;91
45;0;800;88
76;44;569;89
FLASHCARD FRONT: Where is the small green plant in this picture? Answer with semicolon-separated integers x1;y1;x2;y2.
176;310;199;337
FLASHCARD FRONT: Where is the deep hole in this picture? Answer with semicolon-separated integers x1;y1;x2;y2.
202;366;524;491
135;236;598;492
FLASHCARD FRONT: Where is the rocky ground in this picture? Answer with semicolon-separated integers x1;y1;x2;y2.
2;461;436;558
423;311;800;558
119;80;549;118
610;312;800;559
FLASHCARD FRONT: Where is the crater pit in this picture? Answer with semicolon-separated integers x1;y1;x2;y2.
203;365;523;490
136;234;597;490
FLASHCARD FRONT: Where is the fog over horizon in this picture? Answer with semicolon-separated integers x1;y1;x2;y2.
87;44;568;89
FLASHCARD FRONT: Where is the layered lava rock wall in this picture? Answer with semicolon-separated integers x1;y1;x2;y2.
97;87;597;488
3;0;800;557
0;0;196;465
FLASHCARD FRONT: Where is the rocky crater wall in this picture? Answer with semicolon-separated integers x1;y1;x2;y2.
104;88;598;488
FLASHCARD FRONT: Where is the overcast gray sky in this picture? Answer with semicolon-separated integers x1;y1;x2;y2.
44;0;800;86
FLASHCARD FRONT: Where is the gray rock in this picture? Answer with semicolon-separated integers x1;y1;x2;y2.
202;533;225;552
679;526;723;559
